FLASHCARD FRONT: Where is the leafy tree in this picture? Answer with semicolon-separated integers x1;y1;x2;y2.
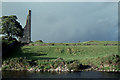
0;15;23;39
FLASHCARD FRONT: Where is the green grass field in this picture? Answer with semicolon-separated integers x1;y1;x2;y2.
2;41;120;71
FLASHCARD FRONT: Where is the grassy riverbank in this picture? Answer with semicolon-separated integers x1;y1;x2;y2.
2;41;120;72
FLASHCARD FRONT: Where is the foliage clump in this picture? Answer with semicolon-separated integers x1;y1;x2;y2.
0;15;23;39
100;54;120;70
55;48;64;53
2;57;30;70
35;40;43;43
101;54;120;65
2;36;18;47
66;60;80;71
67;48;76;54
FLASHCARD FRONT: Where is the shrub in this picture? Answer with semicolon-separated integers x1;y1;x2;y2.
55;48;64;53
66;44;69;46
2;57;30;70
101;54;120;66
30;41;33;43
67;48;76;54
35;40;43;43
66;60;80;71
50;43;55;46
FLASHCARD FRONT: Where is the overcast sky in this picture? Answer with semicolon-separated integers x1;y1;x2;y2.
2;2;118;43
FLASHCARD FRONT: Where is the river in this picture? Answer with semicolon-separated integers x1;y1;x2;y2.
2;70;120;78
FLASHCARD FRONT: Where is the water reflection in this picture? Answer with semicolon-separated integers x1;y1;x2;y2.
2;70;120;78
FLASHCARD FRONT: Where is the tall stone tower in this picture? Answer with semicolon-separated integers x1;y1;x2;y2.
20;10;31;43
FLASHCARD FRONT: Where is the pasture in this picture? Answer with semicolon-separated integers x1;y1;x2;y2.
2;41;120;71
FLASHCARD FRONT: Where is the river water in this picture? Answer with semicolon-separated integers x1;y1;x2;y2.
2;70;120;78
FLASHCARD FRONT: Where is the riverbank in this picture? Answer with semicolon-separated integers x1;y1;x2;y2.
2;41;120;72
2;57;120;72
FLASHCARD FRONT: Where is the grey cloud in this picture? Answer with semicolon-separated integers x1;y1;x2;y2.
2;2;118;42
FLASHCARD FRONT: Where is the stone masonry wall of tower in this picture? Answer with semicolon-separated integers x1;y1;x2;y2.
20;10;31;43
